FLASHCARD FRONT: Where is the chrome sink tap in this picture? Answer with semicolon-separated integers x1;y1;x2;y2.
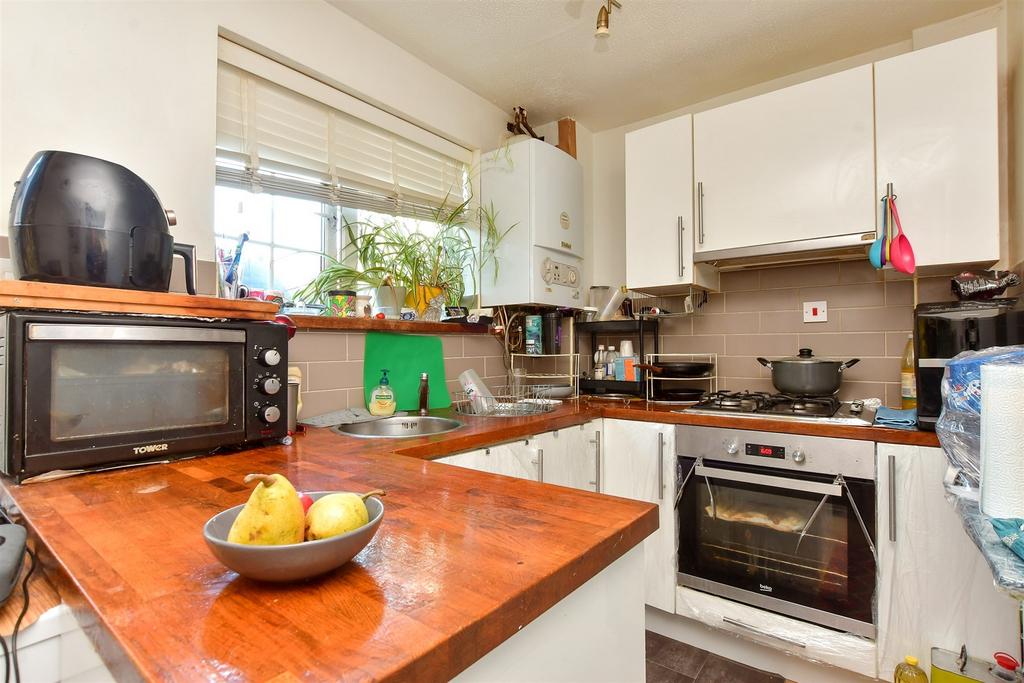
419;372;429;416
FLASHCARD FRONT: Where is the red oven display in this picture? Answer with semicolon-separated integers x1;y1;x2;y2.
745;443;785;459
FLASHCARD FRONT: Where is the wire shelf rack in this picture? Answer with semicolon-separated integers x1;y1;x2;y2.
509;353;579;397
644;353;718;403
630;287;711;319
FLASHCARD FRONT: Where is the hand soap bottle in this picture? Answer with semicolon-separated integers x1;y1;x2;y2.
368;369;397;416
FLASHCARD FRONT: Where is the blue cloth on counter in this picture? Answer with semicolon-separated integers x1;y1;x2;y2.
874;406;917;430
992;518;1024;564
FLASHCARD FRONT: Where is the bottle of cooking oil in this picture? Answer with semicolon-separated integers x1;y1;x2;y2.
900;334;917;410
894;655;927;683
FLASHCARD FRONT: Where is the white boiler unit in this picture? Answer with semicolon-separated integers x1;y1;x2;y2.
480;137;583;308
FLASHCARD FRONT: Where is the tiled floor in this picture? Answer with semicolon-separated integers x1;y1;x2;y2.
646;631;787;683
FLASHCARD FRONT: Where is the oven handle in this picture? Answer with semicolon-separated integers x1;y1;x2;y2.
695;463;842;497
722;617;807;649
27;324;246;344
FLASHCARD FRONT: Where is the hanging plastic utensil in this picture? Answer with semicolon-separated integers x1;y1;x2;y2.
888;195;916;274
884;185;893;265
868;194;885;269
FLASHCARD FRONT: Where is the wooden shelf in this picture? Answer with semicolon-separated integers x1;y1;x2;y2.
291;315;492;335
0;280;278;320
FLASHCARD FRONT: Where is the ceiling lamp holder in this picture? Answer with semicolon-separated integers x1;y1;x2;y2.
595;0;621;38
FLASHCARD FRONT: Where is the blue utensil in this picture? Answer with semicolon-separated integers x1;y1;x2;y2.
225;232;249;285
868;195;886;269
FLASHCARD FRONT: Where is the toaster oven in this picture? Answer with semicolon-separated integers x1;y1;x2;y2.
0;311;288;482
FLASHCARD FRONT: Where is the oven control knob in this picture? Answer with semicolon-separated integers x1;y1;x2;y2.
260;405;281;424
258;348;282;367
259;376;282;395
724;440;739;455
792;449;806;464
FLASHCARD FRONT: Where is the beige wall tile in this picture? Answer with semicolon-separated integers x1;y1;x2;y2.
289;332;347;362
797;282;884;309
838;381;886;402
886;331;913;356
725;334;798;357
347;388;366;410
724;288;799;313
701;293;725;314
463;335;503;357
720;270;759;292
839;261;884;285
442;336;464;358
720;377;775;393
759;310;840;333
288;362;309;390
444;356;487;381
885;280;913;307
796;332;884;357
841;357;901;383
662;335;725;354
307;361;363;391
918;276;956;304
484;356;508;379
841;307;913;332
299;389;349;418
347;334;365;360
760;263;839;290
692;312;759;335
884;383;905;408
658;317;693;335
716;355;765;379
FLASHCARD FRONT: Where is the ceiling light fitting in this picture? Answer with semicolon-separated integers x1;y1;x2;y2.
595;0;621;38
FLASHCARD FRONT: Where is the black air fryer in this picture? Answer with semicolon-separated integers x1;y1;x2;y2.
8;151;196;294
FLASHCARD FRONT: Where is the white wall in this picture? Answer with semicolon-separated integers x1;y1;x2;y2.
587;6;1009;287
0;0;508;261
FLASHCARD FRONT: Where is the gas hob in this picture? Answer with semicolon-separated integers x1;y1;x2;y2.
678;391;876;426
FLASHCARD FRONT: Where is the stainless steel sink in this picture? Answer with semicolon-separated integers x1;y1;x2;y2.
333;416;463;439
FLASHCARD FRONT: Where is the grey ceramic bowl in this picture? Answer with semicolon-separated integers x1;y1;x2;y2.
203;492;384;582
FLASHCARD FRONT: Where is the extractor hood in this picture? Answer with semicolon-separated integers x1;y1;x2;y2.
694;232;876;271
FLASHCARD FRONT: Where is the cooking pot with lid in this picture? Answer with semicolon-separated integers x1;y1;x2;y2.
757;348;859;396
8;151;196;294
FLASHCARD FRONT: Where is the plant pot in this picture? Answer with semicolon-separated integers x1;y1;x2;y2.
375;285;408;314
405;285;445;316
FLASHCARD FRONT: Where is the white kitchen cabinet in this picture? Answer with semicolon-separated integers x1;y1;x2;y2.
875;29;998;269
437;441;539;480
602;419;676;612
538;423;601;492
624;115;718;293
875;444;1018;677
693;65;875;258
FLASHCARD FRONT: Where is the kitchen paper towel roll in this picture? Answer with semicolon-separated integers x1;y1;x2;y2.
981;363;1024;518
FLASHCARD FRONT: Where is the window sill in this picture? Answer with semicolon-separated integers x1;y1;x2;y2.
290;315;492;335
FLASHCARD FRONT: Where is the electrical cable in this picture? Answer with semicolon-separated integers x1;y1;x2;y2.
10;548;36;683
0;624;9;683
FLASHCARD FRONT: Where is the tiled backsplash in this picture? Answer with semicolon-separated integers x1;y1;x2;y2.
654;261;960;407
288;331;506;417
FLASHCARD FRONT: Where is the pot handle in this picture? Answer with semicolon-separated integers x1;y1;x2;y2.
839;359;861;372
172;242;197;295
756;357;772;369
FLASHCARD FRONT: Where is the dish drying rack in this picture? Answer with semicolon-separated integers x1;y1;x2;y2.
645;353;718;403
452;384;562;418
630;287;710;318
509;353;579;398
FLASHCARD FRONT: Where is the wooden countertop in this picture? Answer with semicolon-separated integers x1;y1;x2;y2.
291;315;491;335
2;427;657;682
0;399;937;681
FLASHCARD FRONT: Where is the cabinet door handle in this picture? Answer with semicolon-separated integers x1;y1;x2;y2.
588;432;602;492
888;453;896;543
537;448;544;482
697;181;705;245
657;432;665;500
677;216;685;278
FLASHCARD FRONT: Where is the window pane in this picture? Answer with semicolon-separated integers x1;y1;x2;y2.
214;186;272;243
273;195;326;251
239;243;272;291
272;248;322;294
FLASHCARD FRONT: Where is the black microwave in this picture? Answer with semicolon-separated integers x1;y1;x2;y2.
0;311;288;482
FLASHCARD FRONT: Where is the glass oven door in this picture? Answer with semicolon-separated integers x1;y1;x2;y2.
677;456;876;637
22;323;245;472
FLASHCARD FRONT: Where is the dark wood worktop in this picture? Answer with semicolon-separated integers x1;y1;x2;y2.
2;427;657;682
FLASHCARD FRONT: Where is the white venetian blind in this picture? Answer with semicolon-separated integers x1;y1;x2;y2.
215;49;470;217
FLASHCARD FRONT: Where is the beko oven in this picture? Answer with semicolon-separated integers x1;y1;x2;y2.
676;425;877;638
0;311;288;482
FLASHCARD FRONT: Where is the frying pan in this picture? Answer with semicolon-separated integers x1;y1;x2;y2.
636;362;715;378
653;387;706;402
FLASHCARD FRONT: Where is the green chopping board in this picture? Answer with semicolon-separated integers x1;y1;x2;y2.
362;332;451;411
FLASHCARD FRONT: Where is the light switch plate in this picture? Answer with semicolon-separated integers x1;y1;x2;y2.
803;300;828;323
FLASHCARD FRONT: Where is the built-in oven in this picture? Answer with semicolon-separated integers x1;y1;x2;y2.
676;425;877;638
0;311;288;481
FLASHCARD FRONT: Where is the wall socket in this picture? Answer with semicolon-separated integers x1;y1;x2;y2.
803;301;828;323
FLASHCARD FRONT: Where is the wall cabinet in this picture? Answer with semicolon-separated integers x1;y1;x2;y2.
602;419;676;612
624;115;718;293
693;65;875;258
875;29;998;269
875;444;1018;677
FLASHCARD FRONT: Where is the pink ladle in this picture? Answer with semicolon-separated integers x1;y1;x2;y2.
887;196;915;274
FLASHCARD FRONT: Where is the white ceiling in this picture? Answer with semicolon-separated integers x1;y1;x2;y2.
328;0;995;131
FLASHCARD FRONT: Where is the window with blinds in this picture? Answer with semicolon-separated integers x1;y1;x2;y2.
215;61;470;219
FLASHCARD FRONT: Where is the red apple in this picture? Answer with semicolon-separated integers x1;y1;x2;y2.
298;492;314;514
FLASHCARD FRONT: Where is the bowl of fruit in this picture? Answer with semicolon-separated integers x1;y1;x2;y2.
203;473;385;582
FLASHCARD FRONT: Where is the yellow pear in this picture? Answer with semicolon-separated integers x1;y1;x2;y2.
227;473;305;545
306;489;385;541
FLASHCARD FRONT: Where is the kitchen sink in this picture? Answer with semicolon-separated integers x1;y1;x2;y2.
333;416;463;439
